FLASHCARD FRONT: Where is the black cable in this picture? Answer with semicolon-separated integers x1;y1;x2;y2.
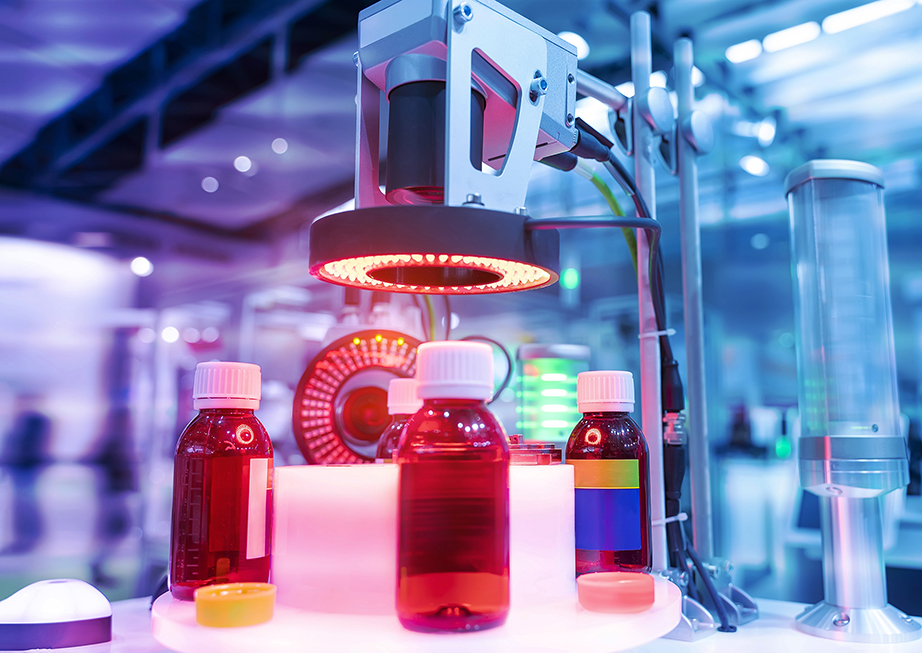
411;295;429;341
460;335;513;403
542;120;687;413
603;146;685;413
685;534;736;633
443;295;451;341
524;216;660;269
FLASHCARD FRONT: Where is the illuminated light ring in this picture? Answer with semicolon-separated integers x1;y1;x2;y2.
308;205;560;296
317;253;553;295
292;330;421;464
236;424;255;446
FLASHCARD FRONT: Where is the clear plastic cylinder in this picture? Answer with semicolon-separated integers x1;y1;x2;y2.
786;160;907;496
787;162;919;644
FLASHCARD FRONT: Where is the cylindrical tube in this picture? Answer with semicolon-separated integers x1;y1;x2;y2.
674;37;714;560
788;161;918;643
384;54;485;206
630;10;667;572
786;160;908;497
575;70;628;112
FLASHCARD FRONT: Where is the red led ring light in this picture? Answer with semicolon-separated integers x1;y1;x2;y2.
292;329;421;464
308;205;559;295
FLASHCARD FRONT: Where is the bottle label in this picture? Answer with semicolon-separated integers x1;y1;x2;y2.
246;458;271;560
569;459;641;551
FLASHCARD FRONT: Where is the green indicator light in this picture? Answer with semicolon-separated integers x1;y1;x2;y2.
561;268;579;290
353;338;361;345
775;436;792;459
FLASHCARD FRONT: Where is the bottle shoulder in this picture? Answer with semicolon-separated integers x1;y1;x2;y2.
176;410;273;458
566;414;647;460
399;403;508;454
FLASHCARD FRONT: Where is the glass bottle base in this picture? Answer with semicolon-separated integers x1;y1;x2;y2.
397;607;508;633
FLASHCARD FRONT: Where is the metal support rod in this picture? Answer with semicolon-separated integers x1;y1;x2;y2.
575;70;628;111
631;11;667;572
821;496;887;609
674;38;714;559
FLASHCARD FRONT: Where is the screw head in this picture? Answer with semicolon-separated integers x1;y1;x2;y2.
566;113;574;125
514;206;528;215
464;192;483;205
568;73;575;83
833;614;850;627
454;2;473;23
530;76;548;99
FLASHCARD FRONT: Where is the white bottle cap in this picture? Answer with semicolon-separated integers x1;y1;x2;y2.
577;370;634;413
387;377;422;415
193;361;261;410
416;341;493;401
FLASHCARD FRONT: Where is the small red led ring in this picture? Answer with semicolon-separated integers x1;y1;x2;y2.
236;424;255;445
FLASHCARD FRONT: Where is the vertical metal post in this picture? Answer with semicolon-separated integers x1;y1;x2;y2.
674;38;714;559
631;11;667;571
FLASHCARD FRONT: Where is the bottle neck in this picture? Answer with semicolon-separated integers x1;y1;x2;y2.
582;410;632;418
198;407;256;415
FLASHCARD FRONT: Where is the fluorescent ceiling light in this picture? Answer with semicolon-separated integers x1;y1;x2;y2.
234;155;252;172
822;0;914;33
161;326;180;343
740;155;770;177
557;31;590;60
725;39;762;63
130;256;153;277
762;22;821;53
758;117;776;146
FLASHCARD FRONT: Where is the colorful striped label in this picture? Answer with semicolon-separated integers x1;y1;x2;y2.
569;459;641;551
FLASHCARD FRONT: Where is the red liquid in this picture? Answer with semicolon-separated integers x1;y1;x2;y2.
395;399;509;632
170;409;273;600
375;414;411;463
566;411;651;575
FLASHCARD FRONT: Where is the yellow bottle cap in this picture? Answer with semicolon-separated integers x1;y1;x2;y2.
194;583;276;628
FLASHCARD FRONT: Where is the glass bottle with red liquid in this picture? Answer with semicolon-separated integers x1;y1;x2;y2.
169;362;273;600
395;341;510;633
566;370;651;575
375;377;421;463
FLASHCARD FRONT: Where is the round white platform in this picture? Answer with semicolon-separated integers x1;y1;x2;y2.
152;576;682;653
